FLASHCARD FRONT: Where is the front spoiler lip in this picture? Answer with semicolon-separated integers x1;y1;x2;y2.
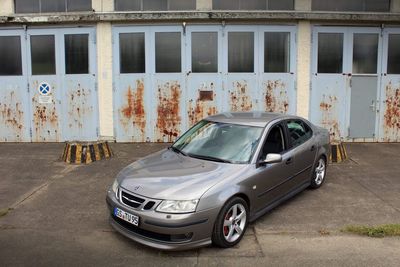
109;216;212;251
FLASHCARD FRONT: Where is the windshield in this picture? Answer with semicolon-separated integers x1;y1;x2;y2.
172;120;263;164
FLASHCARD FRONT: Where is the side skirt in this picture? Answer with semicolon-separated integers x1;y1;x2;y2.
249;181;310;223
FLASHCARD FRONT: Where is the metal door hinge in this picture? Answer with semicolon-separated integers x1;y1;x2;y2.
94;82;98;92
96;127;99;137
29;128;33;138
112;82;116;92
27;82;30;93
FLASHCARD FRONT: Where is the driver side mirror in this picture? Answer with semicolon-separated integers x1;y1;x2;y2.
260;153;282;165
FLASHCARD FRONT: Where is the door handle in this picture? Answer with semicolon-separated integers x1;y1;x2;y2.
285;158;293;165
369;100;376;112
310;145;316;151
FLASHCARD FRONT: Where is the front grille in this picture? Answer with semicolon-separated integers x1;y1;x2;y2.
112;215;192;243
121;191;145;208
119;188;159;211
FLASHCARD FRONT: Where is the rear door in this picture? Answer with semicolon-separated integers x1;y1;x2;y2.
284;119;317;186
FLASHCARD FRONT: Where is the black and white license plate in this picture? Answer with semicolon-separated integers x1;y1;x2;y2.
114;207;139;226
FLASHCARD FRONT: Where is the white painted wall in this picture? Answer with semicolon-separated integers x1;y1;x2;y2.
92;0;114;12
295;0;311;11
197;0;212;10
0;0;13;15
96;22;114;139
392;0;400;12
296;21;311;119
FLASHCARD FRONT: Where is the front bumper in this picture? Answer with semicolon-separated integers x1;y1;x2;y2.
106;190;220;251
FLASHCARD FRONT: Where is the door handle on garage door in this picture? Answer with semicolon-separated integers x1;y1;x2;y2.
285;158;293;165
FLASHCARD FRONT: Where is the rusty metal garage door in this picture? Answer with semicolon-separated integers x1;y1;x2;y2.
113;24;297;142
310;26;382;142
0;27;98;142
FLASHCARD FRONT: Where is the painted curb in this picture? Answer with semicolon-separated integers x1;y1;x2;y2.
62;141;112;164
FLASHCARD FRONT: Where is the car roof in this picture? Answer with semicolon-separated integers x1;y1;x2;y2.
205;112;292;127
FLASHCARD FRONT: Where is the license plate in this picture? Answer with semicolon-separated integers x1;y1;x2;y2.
114;207;139;226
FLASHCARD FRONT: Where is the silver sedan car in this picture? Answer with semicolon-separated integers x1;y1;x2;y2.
106;112;330;250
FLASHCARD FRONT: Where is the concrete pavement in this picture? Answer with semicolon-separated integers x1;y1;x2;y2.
0;143;399;266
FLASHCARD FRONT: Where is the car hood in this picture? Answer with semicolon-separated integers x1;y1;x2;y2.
117;149;246;200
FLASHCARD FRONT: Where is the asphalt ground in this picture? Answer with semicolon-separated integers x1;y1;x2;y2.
0;143;399;266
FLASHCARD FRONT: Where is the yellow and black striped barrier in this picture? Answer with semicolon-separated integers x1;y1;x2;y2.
329;142;347;163
62;141;112;164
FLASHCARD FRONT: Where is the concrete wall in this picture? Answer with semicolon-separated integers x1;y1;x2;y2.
295;0;312;11
92;0;114;12
392;0;400;12
197;0;212;10
0;0;13;15
96;22;114;139
296;21;311;119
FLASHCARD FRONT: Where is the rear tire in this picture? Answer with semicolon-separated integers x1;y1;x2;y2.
310;157;327;189
212;197;249;248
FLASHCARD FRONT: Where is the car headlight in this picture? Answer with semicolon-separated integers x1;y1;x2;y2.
156;199;199;214
111;180;119;197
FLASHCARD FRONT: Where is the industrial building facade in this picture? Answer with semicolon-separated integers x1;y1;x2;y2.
0;0;399;143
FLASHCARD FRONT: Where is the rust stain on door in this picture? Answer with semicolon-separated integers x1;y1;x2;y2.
383;82;400;141
67;84;94;130
156;81;181;142
187;83;218;127
229;81;252;112
120;79;146;141
0;91;24;141
263;80;289;113
319;94;340;142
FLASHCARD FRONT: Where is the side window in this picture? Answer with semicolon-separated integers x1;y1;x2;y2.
260;124;285;159
286;120;312;147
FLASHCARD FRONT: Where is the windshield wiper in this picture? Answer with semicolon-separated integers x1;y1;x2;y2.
187;153;233;164
169;146;187;156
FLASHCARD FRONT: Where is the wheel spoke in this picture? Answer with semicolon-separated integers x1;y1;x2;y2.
236;211;245;221
227;225;234;240
224;219;232;227
232;205;238;219
234;225;242;235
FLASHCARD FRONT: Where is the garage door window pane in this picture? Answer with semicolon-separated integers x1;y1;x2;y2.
115;0;141;11
264;32;290;73
41;0;66;12
169;0;196;10
0;36;22;76
119;33;145;73
192;32;218;73
15;0;40;13
213;0;240;10
241;0;266;10
318;33;343;73
353;33;378;74
143;0;167;11
67;0;92;11
268;0;294;10
387;34;400;74
155;32;181;73
312;0;390;12
65;34;89;74
31;35;56;75
228;32;254;73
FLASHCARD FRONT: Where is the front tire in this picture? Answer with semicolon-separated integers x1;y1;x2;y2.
212;197;249;248
310;157;327;189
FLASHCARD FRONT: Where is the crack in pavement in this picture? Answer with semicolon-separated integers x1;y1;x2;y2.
5;164;80;213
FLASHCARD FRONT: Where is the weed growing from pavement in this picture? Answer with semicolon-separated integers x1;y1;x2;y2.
341;224;400;237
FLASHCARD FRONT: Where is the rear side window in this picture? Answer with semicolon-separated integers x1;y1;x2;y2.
286;120;312;147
